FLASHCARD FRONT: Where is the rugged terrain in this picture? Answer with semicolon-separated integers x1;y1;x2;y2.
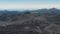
0;8;60;34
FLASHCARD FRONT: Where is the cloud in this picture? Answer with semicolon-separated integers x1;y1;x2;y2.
0;4;60;10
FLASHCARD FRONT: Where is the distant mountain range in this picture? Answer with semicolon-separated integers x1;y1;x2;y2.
0;8;60;34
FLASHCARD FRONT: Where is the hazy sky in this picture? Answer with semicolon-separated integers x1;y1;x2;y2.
0;0;59;10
